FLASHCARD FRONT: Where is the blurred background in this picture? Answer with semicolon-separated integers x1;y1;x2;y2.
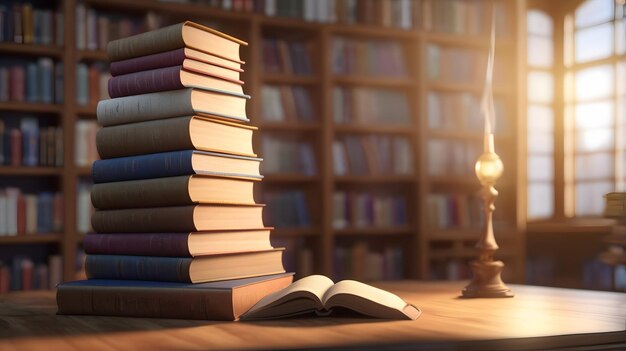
0;0;624;293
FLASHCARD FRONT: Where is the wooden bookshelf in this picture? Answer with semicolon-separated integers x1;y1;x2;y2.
0;0;524;284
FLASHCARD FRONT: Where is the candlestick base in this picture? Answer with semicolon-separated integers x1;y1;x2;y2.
461;259;514;298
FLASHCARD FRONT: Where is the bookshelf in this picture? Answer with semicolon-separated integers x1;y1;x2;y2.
0;0;524;288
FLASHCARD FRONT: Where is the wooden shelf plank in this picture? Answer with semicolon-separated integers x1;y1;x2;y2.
426;81;512;95
334;124;414;134
335;227;414;236
428;129;516;141
77;50;108;61
75;166;93;176
0;167;62;176
0;42;63;57
75;105;98;117
334;175;416;183
333;75;414;88
0;101;62;114
425;32;512;49
261;73;320;85
0;234;62;245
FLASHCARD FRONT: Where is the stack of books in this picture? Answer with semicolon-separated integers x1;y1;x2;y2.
601;193;626;269
57;22;292;321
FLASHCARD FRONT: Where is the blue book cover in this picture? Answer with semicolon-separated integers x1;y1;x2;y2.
38;58;53;104
92;150;263;183
25;63;38;102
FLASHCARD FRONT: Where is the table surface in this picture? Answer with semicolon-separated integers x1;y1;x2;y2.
0;281;625;351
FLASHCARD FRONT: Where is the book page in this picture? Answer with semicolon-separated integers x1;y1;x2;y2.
245;275;334;315
323;280;408;312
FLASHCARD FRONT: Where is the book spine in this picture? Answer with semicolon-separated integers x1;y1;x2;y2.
96;89;195;127
108;66;185;98
57;284;234;320
92;150;195;183
91;176;192;210
106;23;185;61
85;255;192;282
95;117;194;159
83;233;192;257
109;48;186;76
91;206;196;233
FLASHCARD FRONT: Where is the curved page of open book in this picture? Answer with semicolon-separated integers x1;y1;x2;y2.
323;280;421;320
242;275;334;319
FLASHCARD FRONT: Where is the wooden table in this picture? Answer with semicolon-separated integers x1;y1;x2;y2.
0;281;625;351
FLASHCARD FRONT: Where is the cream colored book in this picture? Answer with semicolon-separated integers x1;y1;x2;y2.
241;275;421;320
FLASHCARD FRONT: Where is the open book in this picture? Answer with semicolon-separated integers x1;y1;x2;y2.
241;275;421;320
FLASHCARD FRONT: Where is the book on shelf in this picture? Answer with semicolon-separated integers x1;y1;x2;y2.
427;91;508;133
0;4;63;45
83;229;273;257
96;88;250;126
0;58;61;104
334;244;404;282
91;175;259;209
264;190;311;228
333;135;413;176
106;21;246;63
427;193;483;230
261;85;315;123
427;139;481;177
332;37;407;76
0;118;63;167
110;48;244;76
91;205;265;233
271;237;314;278
57;273;294;320
332;191;408;229
91;150;262;183
76;62;110;106
85;249;285;283
0;188;62;236
427;44;509;87
96;115;256;159
262;38;313;75
261;136;316;175
74;120;99;167
429;259;472;281
242;275;420;320
0;254;62;293
107;64;245;98
333;87;410;125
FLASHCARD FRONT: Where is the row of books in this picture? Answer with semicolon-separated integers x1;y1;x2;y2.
271;237;314;279
0;118;63;167
333;135;413;176
262;38;313;75
261;136;317;175
333;191;408;229
175;0;415;29
333;87;410;125
429;259;472;281
427;139;481;177
333;244;404;281
427;92;507;132
75;3;160;51
332;37;407;77
427;44;508;86
600;194;626;291
261;85;315;123
74;120;99;167
76;181;93;234
422;0;509;37
0;4;63;45
427;193;482;230
76;62;110;106
0;58;62;104
0;255;62;294
0;188;63;236
264;190;312;228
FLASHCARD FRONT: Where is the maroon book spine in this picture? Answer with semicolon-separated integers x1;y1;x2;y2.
110;48;186;76
83;233;192;257
108;66;185;98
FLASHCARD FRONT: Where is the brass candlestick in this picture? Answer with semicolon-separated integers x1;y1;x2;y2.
461;134;513;298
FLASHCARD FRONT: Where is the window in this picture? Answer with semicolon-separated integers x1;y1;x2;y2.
526;0;626;221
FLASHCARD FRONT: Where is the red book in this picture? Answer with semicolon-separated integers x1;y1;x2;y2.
0;266;9;294
21;259;33;291
16;194;26;235
107;65;244;99
88;66;100;105
109;48;243;76
10;128;22;166
9;66;24;102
